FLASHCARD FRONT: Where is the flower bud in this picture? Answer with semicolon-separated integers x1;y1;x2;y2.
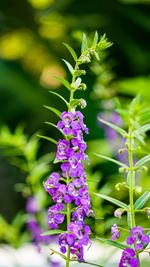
115;182;127;191
119;167;125;173
115;183;122;191
80;99;87;109
118;149;124;154
145;208;150;218
141;166;148;172
114;208;124;219
79;83;87;91
81;55;91;63
134;186;142;194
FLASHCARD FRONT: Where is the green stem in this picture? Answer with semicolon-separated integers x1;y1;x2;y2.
128;129;141;266
66;172;71;267
65;61;78;266
128;129;136;228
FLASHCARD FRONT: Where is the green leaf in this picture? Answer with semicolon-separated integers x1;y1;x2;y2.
37;134;57;145
71;259;103;267
54;76;71;91
94;51;100;60
98;118;127;137
62;59;74;75
146;230;150;236
134;191;150;209
135;155;150;168
50;248;67;260
49;91;68;106
43;105;61;118
41;230;63;236
81;33;88;53
96;237;128;250
134;132;145;145
142;230;150;250
93;31;99;46
45;121;61;131
94;153;128;168
63;43;78;61
94;193;128;209
136;124;150;135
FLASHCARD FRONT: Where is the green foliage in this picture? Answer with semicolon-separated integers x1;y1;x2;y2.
94;153;128;168
0;126;53;245
96;237;128;250
95;96;150;257
134;192;150;209
41;230;64;236
94;193;128;209
98;118;127;137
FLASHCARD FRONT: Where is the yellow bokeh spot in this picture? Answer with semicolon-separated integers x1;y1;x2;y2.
28;0;54;9
0;31;32;60
39;23;65;39
22;44;51;74
40;64;66;88
38;13;65;39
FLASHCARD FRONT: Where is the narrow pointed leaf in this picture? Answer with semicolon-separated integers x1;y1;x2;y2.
93;31;99;46
135;155;150;168
43;105;61;118
62;59;74;75
96;237;128;250
94;193;128;209
94;51;100;60
98;118;127;137
94;153;128;168
143;230;150;249
134;191;150;209
37;134;57;145
54;76;71;91
50;248;67;260
81;33;88;53
134;133;145;145
45;121;60;130
71;259;103;267
41;230;63;236
136;124;150;135
49;91;68;106
63;42;78;61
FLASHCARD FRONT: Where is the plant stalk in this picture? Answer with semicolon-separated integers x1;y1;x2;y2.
128;129;136;228
128;129;140;266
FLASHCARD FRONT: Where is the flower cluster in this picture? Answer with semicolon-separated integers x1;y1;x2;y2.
126;226;150;251
119;248;138;267
111;224;120;241
44;110;92;261
111;225;150;266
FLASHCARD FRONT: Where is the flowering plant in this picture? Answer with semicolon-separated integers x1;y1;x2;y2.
95;96;150;266
39;32;111;267
39;33;150;267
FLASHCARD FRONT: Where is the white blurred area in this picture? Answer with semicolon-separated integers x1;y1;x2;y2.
0;241;149;267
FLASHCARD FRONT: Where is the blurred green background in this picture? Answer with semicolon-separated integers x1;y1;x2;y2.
0;0;150;248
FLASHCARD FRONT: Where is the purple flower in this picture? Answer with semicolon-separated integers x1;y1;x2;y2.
26;197;39;214
119;248;138;267
111;224;120;241
56;140;71;160
126;226;150;251
48;203;65;229
44;172;60;192
27;217;51;248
